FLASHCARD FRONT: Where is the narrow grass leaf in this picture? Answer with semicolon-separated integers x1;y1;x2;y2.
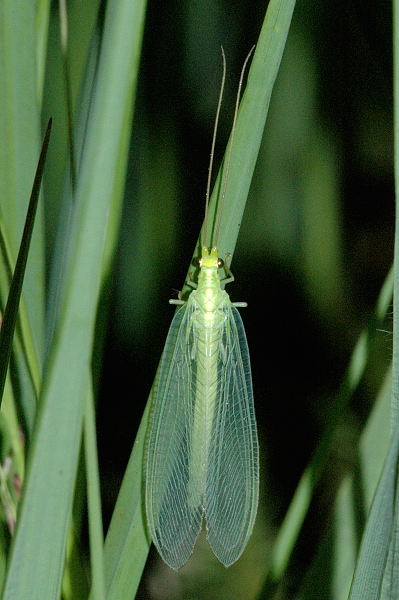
85;378;105;600
347;423;399;600
297;369;392;600
0;1;44;358
392;0;399;426
0;120;52;405
36;0;51;103
183;0;297;298
217;0;297;256
97;404;150;600
0;219;41;398
2;376;25;479
347;3;399;597
43;1;101;331
261;267;393;593
0;2;46;433
45;28;101;354
2;0;145;594
100;0;297;595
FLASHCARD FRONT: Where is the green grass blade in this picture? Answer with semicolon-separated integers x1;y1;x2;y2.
393;0;399;428
0;219;41;398
99;0;297;594
43;2;101;332
183;0;297;298
36;0;51;103
346;3;399;597
45;27;101;354
205;0;296;262
260;266;393;593
298;368;392;599
347;424;399;600
0;1;44;359
85;379;105;600
0;120;51;405
2;0;146;594
0;2;46;433
97;405;150;600
2;376;25;479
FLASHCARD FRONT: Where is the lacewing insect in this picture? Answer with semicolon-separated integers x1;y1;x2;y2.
145;48;259;570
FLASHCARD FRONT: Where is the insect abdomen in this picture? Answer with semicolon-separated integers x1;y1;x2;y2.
187;291;226;508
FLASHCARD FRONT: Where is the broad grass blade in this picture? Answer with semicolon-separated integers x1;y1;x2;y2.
260;266;393;595
297;369;392;599
347;2;399;597
0;2;45;359
2;0;145;596
100;0;297;595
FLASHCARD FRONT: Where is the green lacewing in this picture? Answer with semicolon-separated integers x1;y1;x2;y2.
145;48;258;570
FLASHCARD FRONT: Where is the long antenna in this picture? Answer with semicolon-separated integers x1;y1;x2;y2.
213;45;255;247
202;47;226;250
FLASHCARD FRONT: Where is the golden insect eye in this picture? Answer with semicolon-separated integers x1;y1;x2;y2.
217;258;224;268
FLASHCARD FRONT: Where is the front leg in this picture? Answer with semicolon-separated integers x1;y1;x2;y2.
221;255;247;308
169;273;197;305
220;254;235;287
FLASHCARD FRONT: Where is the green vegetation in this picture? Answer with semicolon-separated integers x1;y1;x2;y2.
0;1;395;599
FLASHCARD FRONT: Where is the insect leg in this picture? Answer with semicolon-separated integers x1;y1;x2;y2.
221;258;235;286
186;277;197;290
221;258;247;307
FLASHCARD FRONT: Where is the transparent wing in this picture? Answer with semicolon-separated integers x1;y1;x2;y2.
145;301;201;570
205;305;259;566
